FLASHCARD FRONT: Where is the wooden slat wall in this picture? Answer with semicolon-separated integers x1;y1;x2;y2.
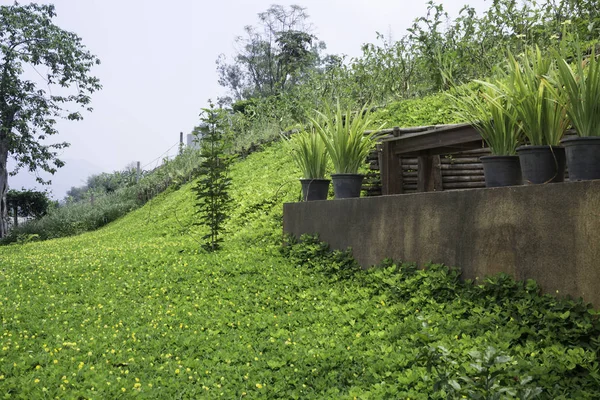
363;150;384;196
363;147;492;196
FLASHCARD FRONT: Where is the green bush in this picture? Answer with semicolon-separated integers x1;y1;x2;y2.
371;93;465;128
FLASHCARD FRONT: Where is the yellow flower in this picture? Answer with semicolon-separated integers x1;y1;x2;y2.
34;379;40;384
175;369;180;374
256;383;263;389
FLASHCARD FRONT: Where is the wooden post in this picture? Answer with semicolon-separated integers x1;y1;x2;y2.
179;132;184;154
432;155;443;191
417;154;443;192
12;205;18;227
381;141;402;195
417;154;431;192
136;161;141;183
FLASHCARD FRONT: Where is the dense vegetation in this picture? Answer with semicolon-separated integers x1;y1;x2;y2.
1;147;203;244
1;142;599;399
9;0;600;242
219;0;600;149
3;1;600;397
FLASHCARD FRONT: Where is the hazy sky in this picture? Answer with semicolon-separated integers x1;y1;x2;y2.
9;0;489;198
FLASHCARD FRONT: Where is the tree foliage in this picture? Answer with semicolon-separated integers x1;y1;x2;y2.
216;4;325;102
6;188;52;227
0;3;101;237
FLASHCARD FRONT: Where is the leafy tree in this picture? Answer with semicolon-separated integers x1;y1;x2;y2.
65;184;87;203
192;104;234;252
0;3;101;237
6;188;52;227
216;4;325;102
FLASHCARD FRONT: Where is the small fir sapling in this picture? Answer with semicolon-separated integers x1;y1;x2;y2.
192;103;234;252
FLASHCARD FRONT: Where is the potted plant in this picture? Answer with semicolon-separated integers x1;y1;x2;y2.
555;46;600;181
498;47;569;184
282;129;330;201
448;82;523;187
310;101;384;199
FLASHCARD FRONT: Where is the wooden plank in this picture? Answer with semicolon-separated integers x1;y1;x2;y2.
385;125;484;155
398;145;485;158
441;157;482;164
401;164;419;171
442;169;484;176
454;148;492;155
443;182;486;189
381;141;402;195
366;124;438;136
442;175;486;183
417;155;432;192
367;148;380;161
439;163;483;170
397;157;404;194
432;155;443;191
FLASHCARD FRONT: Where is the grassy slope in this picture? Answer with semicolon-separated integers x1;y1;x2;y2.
1;142;599;399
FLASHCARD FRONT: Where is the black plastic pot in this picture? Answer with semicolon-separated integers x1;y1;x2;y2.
300;179;330;201
480;155;522;187
561;136;600;181
516;145;566;184
331;173;364;199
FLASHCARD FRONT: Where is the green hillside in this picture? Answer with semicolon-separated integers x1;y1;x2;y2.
1;142;600;399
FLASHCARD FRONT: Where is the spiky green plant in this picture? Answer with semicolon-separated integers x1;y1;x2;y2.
496;47;569;146
554;46;600;137
448;83;522;155
282;130;328;179
309;101;385;174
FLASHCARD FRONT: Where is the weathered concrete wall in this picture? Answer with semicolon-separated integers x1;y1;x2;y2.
283;180;600;306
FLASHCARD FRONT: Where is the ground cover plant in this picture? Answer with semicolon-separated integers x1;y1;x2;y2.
1;141;600;399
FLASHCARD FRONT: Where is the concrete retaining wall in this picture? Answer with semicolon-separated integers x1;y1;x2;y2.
283;180;600;306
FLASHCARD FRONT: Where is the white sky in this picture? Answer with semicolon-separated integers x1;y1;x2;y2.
8;0;489;198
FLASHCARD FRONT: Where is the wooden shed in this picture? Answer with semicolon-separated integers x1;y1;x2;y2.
363;124;493;196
